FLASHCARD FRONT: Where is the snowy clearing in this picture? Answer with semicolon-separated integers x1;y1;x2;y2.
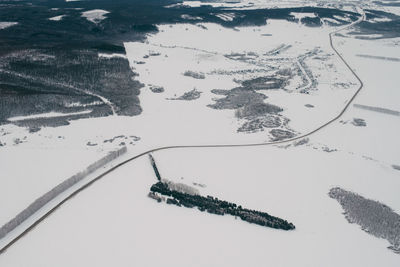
81;9;109;24
98;53;127;59
1;1;400;265
290;12;317;20
48;15;66;21
7;110;92;122
0;22;18;30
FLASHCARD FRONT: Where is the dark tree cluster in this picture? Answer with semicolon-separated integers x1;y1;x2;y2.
148;154;162;181
150;182;295;230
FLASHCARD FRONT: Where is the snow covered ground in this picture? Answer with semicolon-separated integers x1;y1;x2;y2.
0;22;18;30
7;110;92;122
48;15;66;21
0;147;108;227
124;20;359;139
0;1;399;265
81;9;109;24
167;0;315;10
1;123;399;266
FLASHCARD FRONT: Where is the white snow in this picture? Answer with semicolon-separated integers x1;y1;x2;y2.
7;110;92;122
49;15;66;21
124;21;359;139
166;0;311;10
181;14;203;20
65;101;103;108
290;12;317;20
98;53;127;59
0;147;107;227
323;17;341;25
1;133;399;266
1;1;400;265
0;22;18;30
333;14;352;22
370;17;393;23
81;9;109;24
214;13;236;22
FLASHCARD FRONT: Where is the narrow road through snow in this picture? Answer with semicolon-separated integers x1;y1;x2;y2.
0;7;366;255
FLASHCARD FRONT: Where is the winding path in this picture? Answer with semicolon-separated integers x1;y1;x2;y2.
0;8;365;255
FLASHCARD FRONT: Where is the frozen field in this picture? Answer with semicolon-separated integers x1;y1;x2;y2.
0;122;399;266
124;20;360;138
1;0;400;265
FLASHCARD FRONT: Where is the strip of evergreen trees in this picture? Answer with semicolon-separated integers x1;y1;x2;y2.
150;181;295;230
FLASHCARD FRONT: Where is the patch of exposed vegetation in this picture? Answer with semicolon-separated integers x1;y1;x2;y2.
208;88;267;110
293;138;309;146
211;89;229;95
352;118;367;127
237;116;282;133
147;154;294;230
329;187;400;253
270;129;296;141
149;181;295;230
103;135;140;144
168;89;202;101
391;165;400;171
322;146;337;153
235;102;283;119
0;49;143;126
183;70;205;79
209;85;291;136
149;85;164;93
241;76;287;90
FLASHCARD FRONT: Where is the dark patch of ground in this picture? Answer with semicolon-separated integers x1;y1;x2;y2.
235;102;283;118
168;89;202;101
329;187;400;253
208;88;267;110
241;76;287;90
392;165;400;171
0;0;361;128
150;181;295;230
208;82;294;136
352;118;367;127
211;89;230;95
237;116;282;133
293;138;309;146
183;70;205;79
351;9;400;39
0;49;143;126
149;85;165;93
270;129;296;141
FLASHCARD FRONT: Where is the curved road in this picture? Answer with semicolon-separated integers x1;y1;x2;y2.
0;8;365;255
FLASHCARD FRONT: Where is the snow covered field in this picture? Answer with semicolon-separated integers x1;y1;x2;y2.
124;20;359;139
81;9;109;24
1;122;399;266
48;15;66;21
0;0;400;265
0;147;108;227
0;22;18;30
7;110;92;122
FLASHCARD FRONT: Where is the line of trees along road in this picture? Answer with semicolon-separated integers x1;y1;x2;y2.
0;147;127;240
